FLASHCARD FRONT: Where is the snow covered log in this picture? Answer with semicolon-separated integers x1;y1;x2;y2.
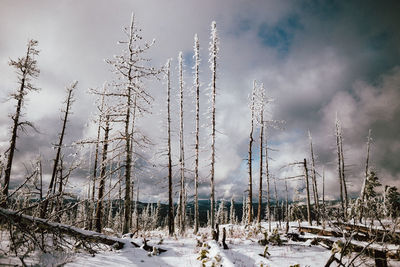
0;208;128;249
296;226;400;260
333;222;400;245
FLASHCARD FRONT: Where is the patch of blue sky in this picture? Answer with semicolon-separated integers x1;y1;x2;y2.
367;31;390;51
299;0;342;20
228;18;254;37
183;51;194;69
257;14;302;57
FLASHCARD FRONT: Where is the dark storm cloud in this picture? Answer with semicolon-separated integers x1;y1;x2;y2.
0;0;399;202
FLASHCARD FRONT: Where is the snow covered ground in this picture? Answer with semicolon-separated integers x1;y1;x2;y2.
66;222;336;267
2;221;399;266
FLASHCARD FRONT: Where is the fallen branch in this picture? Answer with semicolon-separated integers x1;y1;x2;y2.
0;207;130;250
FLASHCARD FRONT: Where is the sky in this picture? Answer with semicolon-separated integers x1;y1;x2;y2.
0;0;399;203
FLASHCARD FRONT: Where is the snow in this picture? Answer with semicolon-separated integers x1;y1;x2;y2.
2;217;399;266
65;223;336;267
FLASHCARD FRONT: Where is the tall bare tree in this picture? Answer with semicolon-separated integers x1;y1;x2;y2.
360;129;372;221
257;103;264;224
339;124;348;217
247;81;256;223
95;115;110;233
106;14;160;234
2;40;40;203
303;158;312;225
177;51;186;234
41;81;77;218
165;59;174;236
193;34;200;234
88;84;107;230
308;130;320;224
335;115;348;219
209;21;219;228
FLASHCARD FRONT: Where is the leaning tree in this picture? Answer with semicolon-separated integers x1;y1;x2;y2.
2;40;40;205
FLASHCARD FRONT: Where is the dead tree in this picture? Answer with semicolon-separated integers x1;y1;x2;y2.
339;125;348;217
255;83;266;224
266;132;271;231
165;59;174;236
360;129;372;222
257;116;264;224
273;176;280;228
193;34;200;234
335;116;345;219
95;115;110;233
303;158;312;225
3;40;40;203
106;14;160;234
308;130;320;224
335;116;348;219
209;21;219;228
89;84;107;230
322;168;326;224
285;179;289;233
247;81;256;224
41;81;77;218
178;51;186;234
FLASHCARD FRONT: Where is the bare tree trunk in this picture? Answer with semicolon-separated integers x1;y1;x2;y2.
257;120;264;224
41;82;76;218
54;157;64;222
193;34;200;234
273;176;280;228
303;158;312;225
266;132;271;231
178;52;186;234
360;129;371;222
3;40;39;203
247;81;256;224
135;172;139;232
95;115;110;233
166;59;174;236
285;179;289;233
89;85;106;230
322;168;325;224
339;127;348;219
335;117;345;219
209;21;218;229
308;131;320;224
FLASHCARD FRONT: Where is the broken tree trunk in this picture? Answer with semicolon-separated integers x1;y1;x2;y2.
303;158;312;225
0;207;128;249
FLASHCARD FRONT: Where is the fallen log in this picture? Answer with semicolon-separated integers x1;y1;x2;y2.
299;225;370;242
293;227;399;261
333;222;400;245
0;207;132;250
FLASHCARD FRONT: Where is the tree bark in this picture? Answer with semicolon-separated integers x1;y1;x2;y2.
166;60;174;236
95;115;110;233
360;129;371;222
339;128;348;219
308;131;320;224
178;52;186;234
257;120;264;224
3;40;39;203
209;21;218;229
336;118;345;219
193;34;200;235
41;82;76;218
247;81;256;224
303;158;312;225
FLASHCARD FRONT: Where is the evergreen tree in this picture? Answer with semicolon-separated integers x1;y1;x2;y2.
384;186;400;219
